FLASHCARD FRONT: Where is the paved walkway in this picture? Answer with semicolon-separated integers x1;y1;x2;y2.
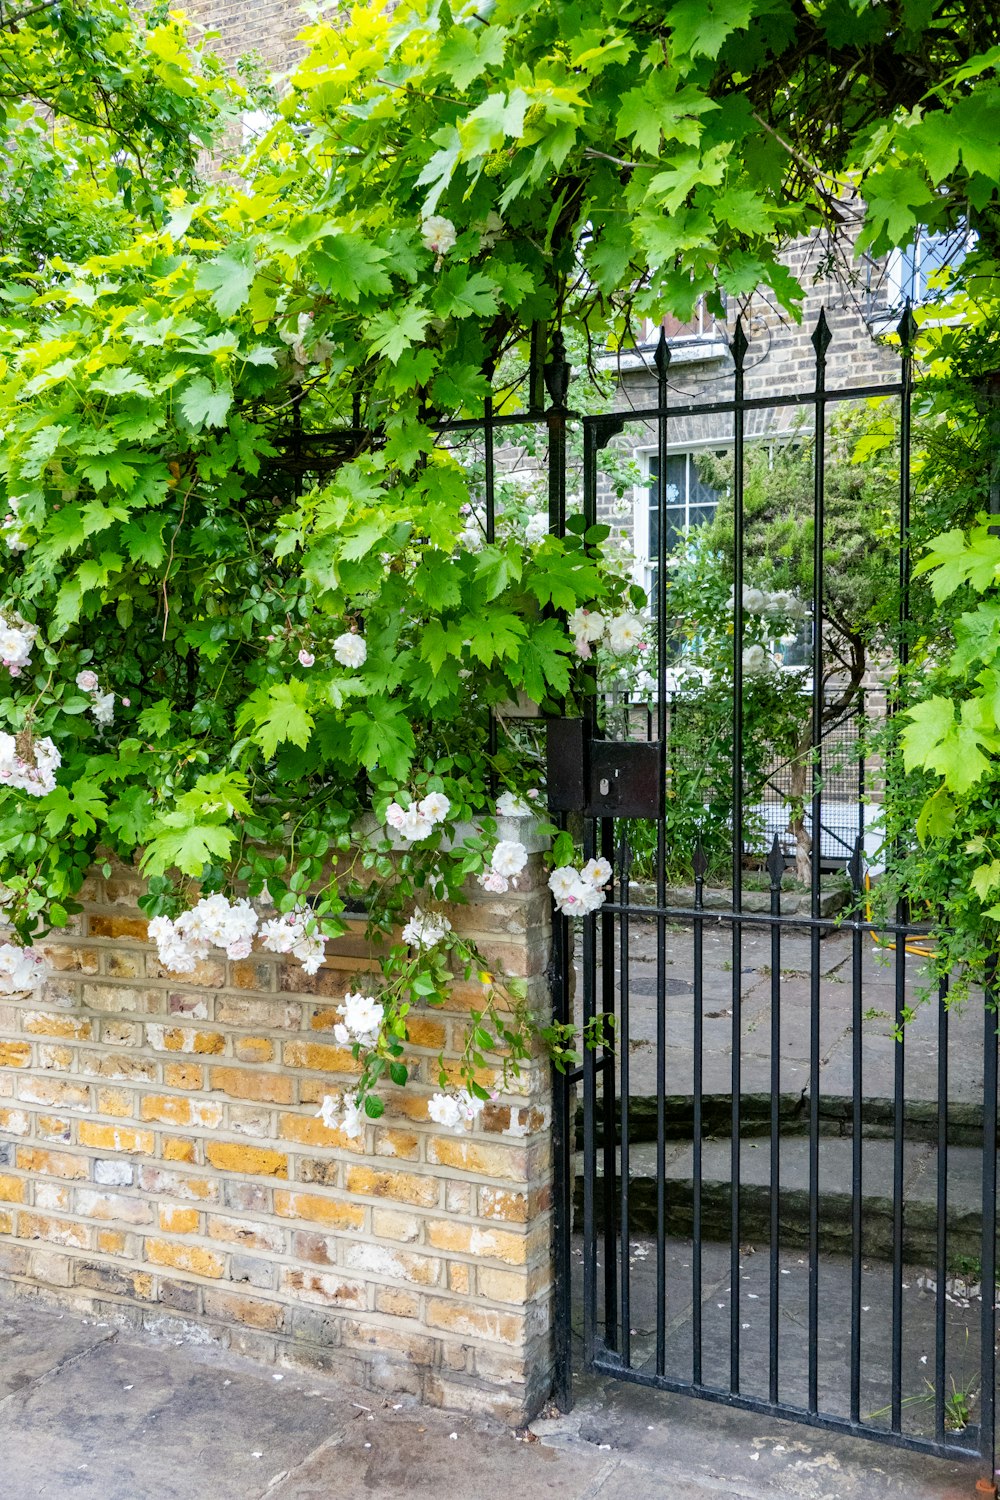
0;1292;984;1499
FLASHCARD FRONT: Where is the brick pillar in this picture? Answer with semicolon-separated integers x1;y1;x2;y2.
0;833;555;1423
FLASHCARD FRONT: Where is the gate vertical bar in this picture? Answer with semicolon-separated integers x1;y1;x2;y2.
980;363;1000;1491
692;840;707;1385
546;329;574;1410
730;318;749;1397
849;837;864;1424
767;836;784;1405
890;308;915;1433
807;310;831;1415
934;976;949;1445
581;418;600;1370
654;329;671;1377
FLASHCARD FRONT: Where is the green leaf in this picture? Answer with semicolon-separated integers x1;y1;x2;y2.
240;681;315;759
137;698;174;739
142;817;236;878
665;0;754;59
366;303;433;363
348;699;416;780
195;246;257;317
38;783;108;837
178;376;233;430
901;696;998;795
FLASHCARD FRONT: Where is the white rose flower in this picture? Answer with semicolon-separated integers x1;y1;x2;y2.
76;670;100;693
385;802;408;831
340;991;384;1045
496;791;534;818
567;607;605;643
398;805;434;842
418;792;451;824
342;1096;366;1139
458;523;484;552
581;857;613;889
0;942;46;994
420;215;457;257
491;840;528;878
742;587;766;614
427;1092;463;1129
478;871;509;894
548;866;579;902
524;512;548;545
606;613;644;655
90;691;115;726
401;907;453;949
333;632;367;668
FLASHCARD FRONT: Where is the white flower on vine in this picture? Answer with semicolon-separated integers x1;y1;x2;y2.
458;523;484;552
76;670;100;693
427;1090;484;1130
479;871;509;894
524;512;548;545
606;613;644;655
742;643;777;677
581;857;613;888
401;907;452;949
418;792;451;824
568;607;605;644
0;731;60;797
496;791;534;818
334;991;384;1047
398;805;434;842
548;867;579;903
385;802;408;831
90;691;115;727
421;215;457;258
491;840;528;879
333;632;367;668
298;649;315;667
0;942;46;994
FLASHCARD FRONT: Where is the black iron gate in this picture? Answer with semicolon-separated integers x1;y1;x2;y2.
549;312;1000;1490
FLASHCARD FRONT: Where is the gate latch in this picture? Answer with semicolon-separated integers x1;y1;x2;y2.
588;740;662;818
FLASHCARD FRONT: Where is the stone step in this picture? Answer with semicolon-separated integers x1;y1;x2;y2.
573;1136;993;1263
576;1092;992;1148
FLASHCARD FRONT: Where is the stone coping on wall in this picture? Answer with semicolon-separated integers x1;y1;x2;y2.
0;856;556;1423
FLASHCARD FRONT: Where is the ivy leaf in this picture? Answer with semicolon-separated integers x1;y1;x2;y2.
195;246;257;317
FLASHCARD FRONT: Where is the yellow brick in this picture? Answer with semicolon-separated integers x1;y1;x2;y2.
164;1063;202;1090
0;1107;29;1134
88;914;148;940
478;1187;530;1223
203;1288;285;1330
0;1174;25;1203
344;1166;439;1208
428;1138;526;1179
404;1016;447;1050
0;1042;31;1068
35;1115;72;1142
16;1147;88;1180
233;1036;274;1064
163;1137;197;1163
97;1229;128;1255
19;1213;89;1249
17;1078;89;1110
448;1262;471;1294
374;1128;420;1161
158;1205;199;1234
77;1122;155;1155
209;1067;293;1105
22;1012;92;1040
426;1221;526;1264
273;1191;365;1230
283;1040;359;1074
371;1208;420;1243
205;1142;287;1178
35;1044;73;1069
278;1112;360;1150
34;1182;71;1212
96;1088;132;1118
0;1209;12;1235
375;1286;420;1319
146;1026;225;1055
141;1095;192;1126
145;1238;225;1279
425;1298;524;1344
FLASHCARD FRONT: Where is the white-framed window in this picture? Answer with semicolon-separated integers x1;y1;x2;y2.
640;295;724;347
632;446;725;602
886;225;971;311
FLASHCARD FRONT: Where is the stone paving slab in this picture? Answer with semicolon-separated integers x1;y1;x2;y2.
0;1291;989;1499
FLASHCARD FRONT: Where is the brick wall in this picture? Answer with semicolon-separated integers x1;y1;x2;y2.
0;854;555;1422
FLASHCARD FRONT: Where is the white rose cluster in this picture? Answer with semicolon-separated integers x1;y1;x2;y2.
333;991;385;1048
0;612;37;677
0;941;46;994
149;895;328;978
736;586;808;620
567;606;645;659
478;838;528;894
385;791;451;843
76;670;115;727
258;905;327;975
742;643;780;678
401;907;452;950
427;1089;485;1130
548;856;613;917
148;894;260;973
0;731;60;796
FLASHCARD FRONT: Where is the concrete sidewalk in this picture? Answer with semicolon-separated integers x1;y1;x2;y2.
0;1291;983;1499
